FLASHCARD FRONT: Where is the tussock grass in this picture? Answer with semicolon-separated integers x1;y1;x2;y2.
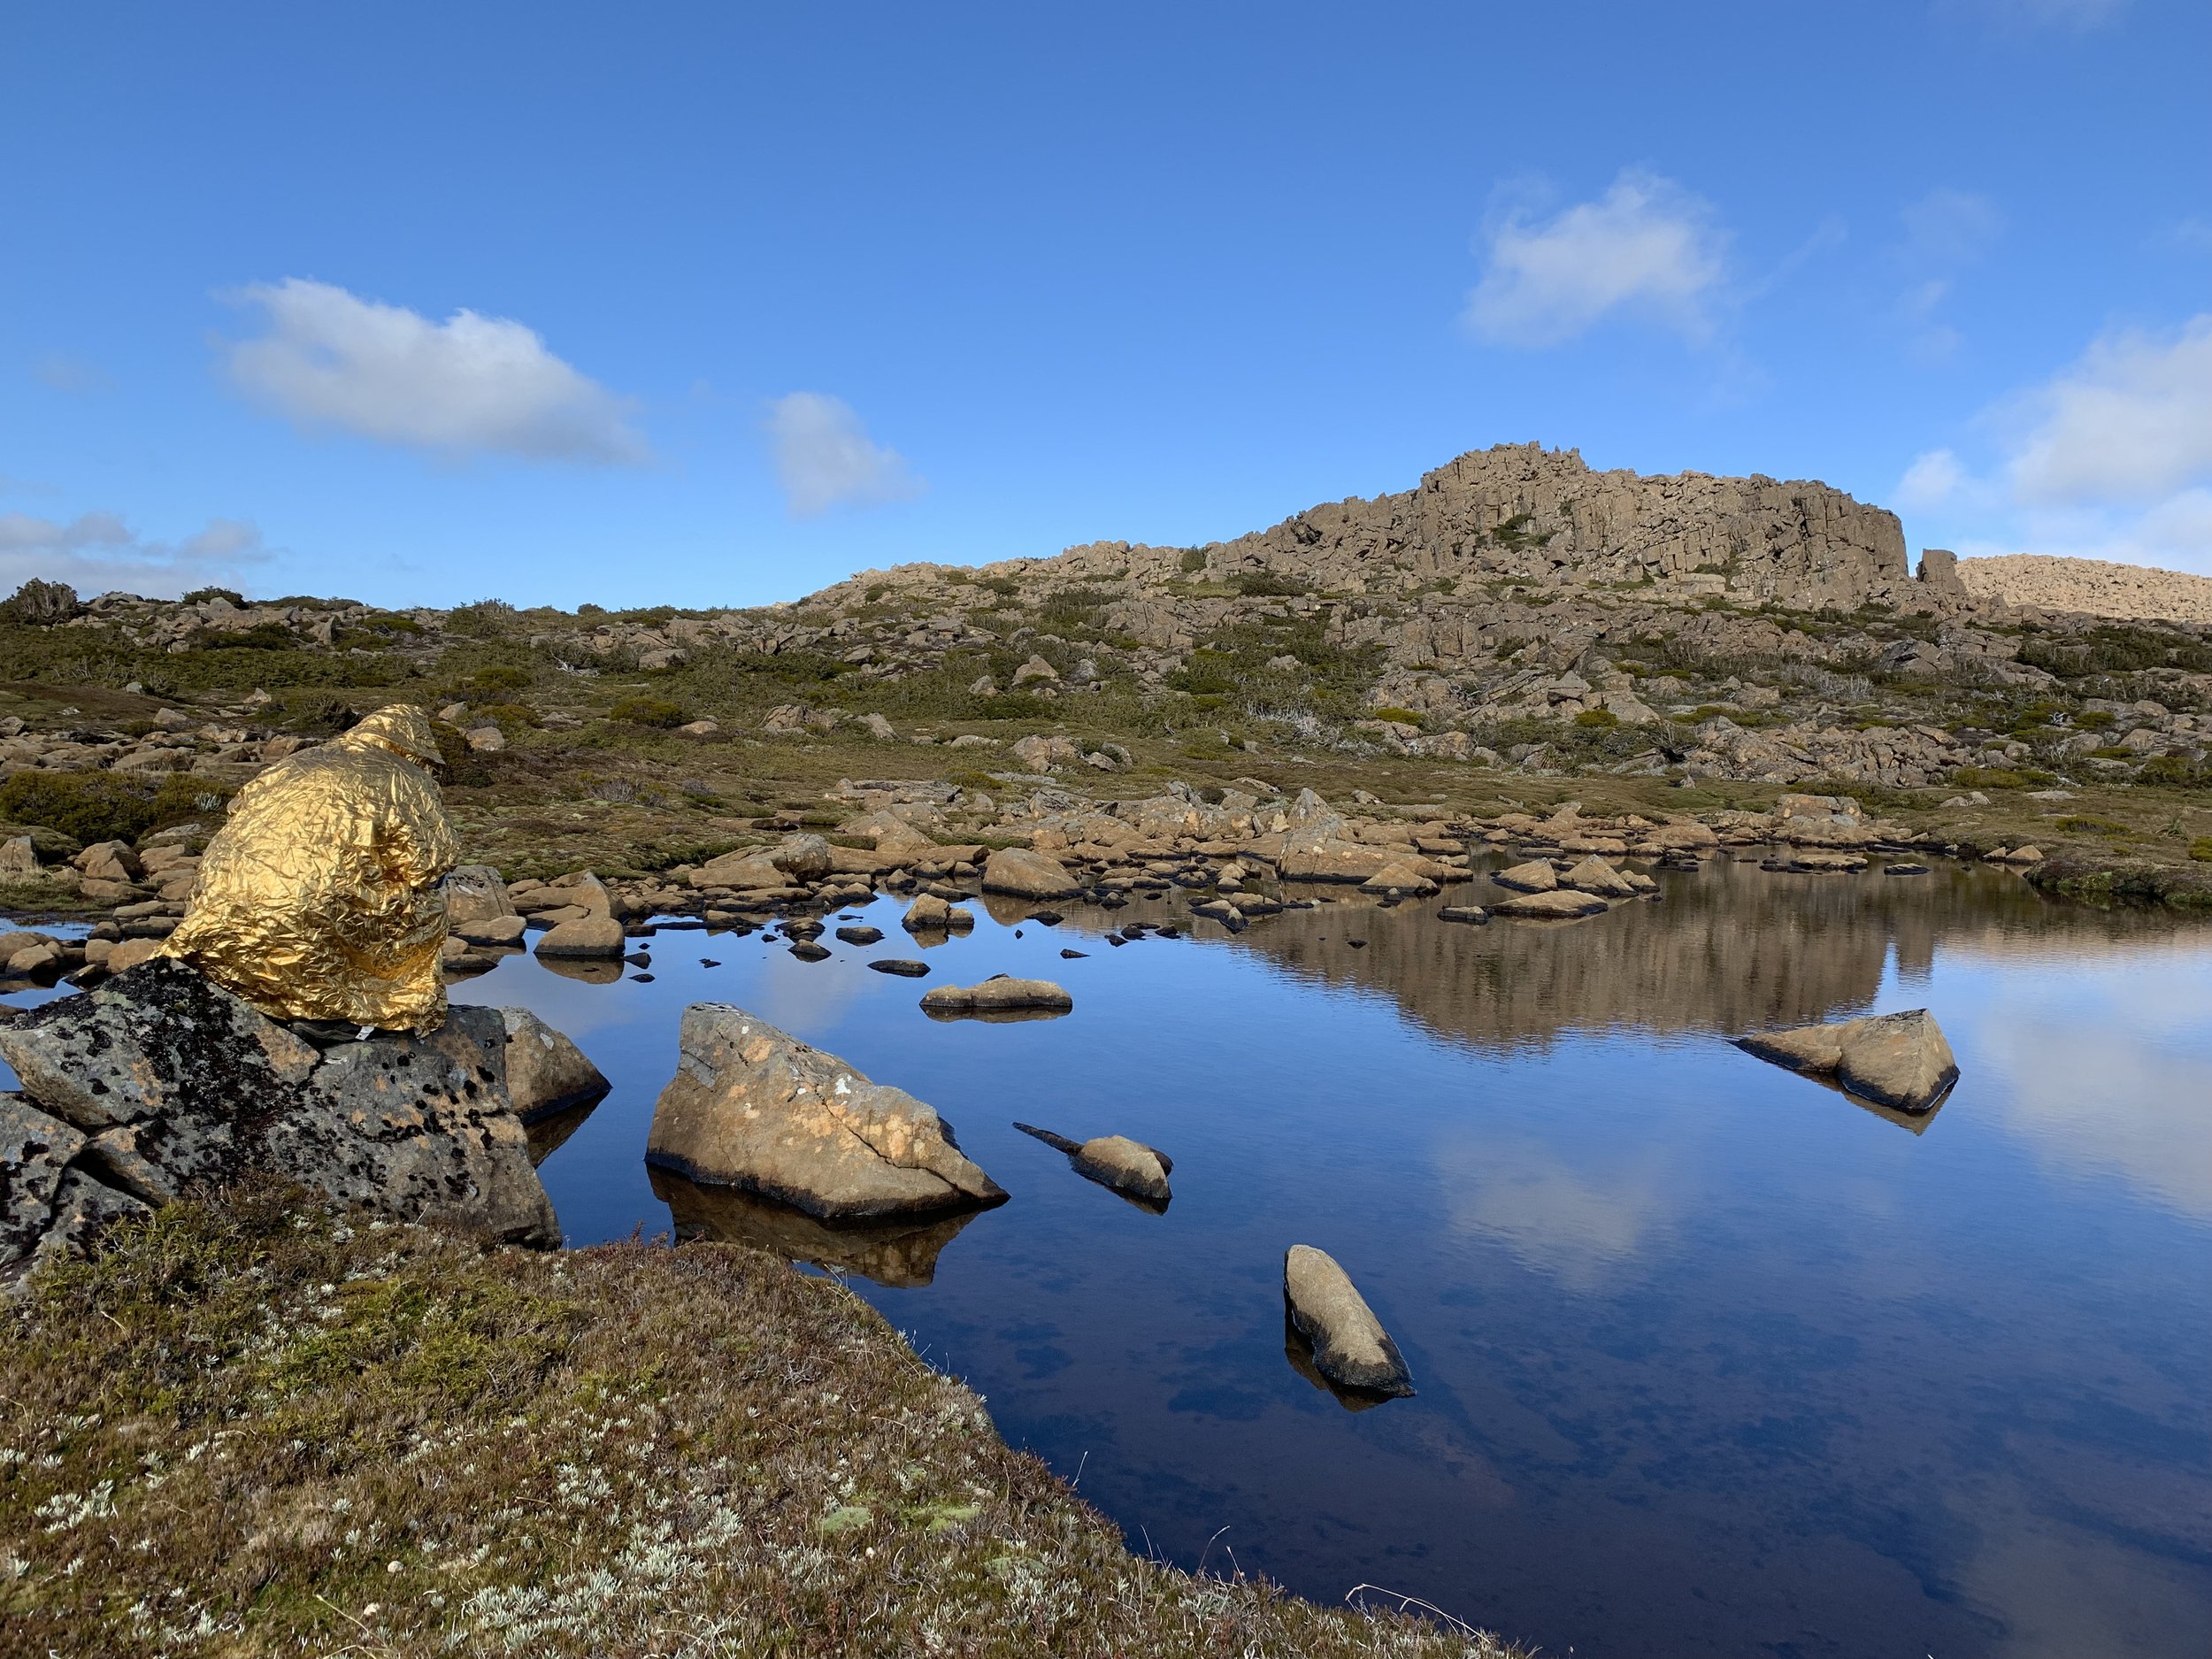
0;1186;1520;1658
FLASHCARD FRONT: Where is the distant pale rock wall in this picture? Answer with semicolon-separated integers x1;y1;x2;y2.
1195;443;1918;611
1957;554;2212;626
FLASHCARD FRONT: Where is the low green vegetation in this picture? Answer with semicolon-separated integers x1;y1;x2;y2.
0;1187;1515;1659
0;769;227;846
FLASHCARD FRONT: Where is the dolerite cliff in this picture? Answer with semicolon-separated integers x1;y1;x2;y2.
1123;443;1935;611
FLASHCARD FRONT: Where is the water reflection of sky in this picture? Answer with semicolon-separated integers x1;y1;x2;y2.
7;863;2208;1657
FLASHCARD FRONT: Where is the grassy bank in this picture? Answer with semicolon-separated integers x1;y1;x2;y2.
0;1186;1517;1659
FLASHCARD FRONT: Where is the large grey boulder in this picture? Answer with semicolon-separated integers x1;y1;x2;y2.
1734;1008;1959;1114
1016;1122;1172;1208
496;1005;611;1124
645;1003;1006;1223
0;958;560;1271
980;847;1083;900
1283;1245;1414;1399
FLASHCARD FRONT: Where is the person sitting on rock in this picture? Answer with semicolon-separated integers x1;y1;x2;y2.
157;704;459;1035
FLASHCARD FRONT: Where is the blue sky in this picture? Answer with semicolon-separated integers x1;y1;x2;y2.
3;1;2208;607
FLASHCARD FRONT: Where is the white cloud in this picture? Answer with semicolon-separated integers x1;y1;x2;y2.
1897;448;1969;511
2006;314;2212;503
1463;169;1728;349
0;510;273;599
1901;311;2212;575
1893;188;2003;360
764;392;923;516
221;278;646;463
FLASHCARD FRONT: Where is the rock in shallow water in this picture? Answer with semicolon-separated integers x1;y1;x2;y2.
1015;1122;1172;1208
1282;1244;1414;1399
980;848;1083;900
535;917;627;958
1733;1007;1959;1114
1489;888;1609;919
645;1002;1006;1222
918;977;1073;1019
496;1006;611;1125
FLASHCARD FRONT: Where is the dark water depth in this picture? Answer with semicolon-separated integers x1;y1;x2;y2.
15;856;2212;1656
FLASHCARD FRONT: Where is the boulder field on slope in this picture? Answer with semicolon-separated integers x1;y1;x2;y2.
0;958;565;1279
1733;1008;1959;1114
645;1002;1007;1223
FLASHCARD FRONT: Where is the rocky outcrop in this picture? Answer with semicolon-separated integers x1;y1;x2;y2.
1283;1245;1414;1399
644;1003;1006;1222
918;977;1074;1019
1734;1007;1959;1114
0;958;559;1279
1015;1122;1172;1208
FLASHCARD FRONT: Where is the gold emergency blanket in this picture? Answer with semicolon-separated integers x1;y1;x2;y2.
157;704;459;1032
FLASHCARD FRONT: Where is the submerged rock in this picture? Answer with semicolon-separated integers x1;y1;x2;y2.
837;924;886;945
869;958;931;977
918;977;1073;1019
1015;1122;1172;1208
1283;1245;1414;1399
0;958;559;1277
1438;904;1490;925
1734;1007;1959;1114
645;1002;1006;1222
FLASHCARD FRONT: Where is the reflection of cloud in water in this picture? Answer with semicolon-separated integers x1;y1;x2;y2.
748;952;867;1033
1433;1133;1681;1293
1978;959;2212;1223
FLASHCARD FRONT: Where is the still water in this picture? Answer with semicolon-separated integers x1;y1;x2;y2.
27;856;2212;1655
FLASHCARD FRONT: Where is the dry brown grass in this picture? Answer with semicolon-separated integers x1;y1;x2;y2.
0;1186;1520;1659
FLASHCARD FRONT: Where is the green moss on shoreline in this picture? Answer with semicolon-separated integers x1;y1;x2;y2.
1;1186;1517;1658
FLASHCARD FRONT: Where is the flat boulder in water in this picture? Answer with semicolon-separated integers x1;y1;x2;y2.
1283;1245;1414;1398
919;976;1073;1019
1734;1008;1959;1114
1490;888;1608;919
645;1002;1005;1222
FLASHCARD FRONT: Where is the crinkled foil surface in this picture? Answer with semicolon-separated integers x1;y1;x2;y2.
159;706;458;1032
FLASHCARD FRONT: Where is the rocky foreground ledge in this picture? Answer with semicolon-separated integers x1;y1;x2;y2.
0;1186;1519;1658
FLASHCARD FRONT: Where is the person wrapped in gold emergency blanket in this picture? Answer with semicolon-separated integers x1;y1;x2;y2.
157;704;458;1033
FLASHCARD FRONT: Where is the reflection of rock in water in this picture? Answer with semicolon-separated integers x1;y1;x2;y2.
1765;1065;1951;1136
1141;856;2192;1054
524;1097;603;1164
1281;1311;1391;1413
648;1165;979;1287
536;956;623;985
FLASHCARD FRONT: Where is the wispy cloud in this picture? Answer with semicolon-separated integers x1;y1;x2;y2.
1940;0;2131;31
1897;312;2212;572
1463;168;1729;349
764;392;924;516
32;354;113;395
1893;188;2004;360
0;510;273;599
220;278;647;464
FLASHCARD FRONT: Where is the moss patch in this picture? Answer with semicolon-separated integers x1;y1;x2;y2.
0;1186;1517;1658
